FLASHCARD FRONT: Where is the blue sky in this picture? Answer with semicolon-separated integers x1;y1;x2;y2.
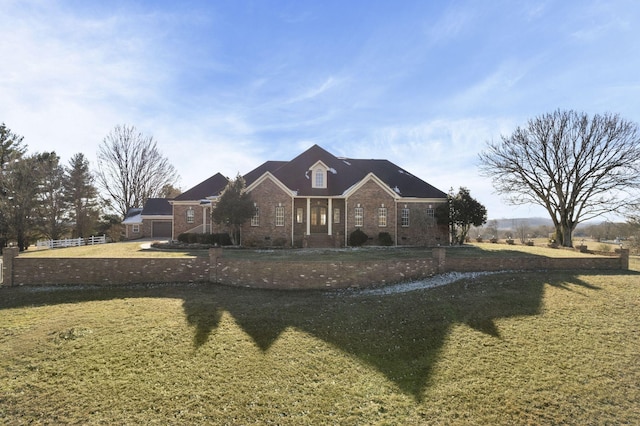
1;0;639;220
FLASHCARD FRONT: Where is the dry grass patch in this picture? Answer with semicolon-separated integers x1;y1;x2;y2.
1;270;638;424
20;241;205;258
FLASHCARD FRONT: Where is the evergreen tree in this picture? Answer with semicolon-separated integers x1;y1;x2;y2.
212;175;254;245
65;153;100;238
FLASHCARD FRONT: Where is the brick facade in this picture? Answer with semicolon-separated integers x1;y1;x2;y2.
242;177;293;247
172;203;213;239
2;247;629;289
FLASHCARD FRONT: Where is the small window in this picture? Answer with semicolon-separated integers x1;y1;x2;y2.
132;224;140;233
401;208;410;227
296;207;304;224
333;208;340;224
186;208;195;224
355;206;363;227
378;207;387;227
251;206;260;226
275;206;285;227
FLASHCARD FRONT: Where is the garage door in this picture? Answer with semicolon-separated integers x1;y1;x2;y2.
152;221;172;238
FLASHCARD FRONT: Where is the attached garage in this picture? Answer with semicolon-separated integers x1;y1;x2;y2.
151;221;172;238
140;198;174;240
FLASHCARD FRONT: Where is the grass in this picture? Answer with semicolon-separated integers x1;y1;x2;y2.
1;269;638;424
21;241;206;258
20;239;612;261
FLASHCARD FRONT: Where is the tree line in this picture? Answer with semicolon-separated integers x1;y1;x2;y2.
0;123;179;251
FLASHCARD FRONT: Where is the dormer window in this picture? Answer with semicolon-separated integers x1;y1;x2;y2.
315;169;324;188
310;161;328;189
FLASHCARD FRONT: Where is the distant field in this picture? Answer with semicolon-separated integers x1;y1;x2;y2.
1;269;638;424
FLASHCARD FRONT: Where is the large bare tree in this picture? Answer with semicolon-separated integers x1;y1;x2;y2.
96;125;179;218
479;110;640;247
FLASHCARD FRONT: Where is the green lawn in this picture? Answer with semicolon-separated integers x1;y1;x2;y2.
1;269;638;424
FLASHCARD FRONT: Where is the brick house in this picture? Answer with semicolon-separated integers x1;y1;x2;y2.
131;145;448;246
237;145;448;247
170;173;229;239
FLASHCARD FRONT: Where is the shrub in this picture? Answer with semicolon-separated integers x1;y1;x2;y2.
349;228;368;247
378;232;393;246
177;233;232;246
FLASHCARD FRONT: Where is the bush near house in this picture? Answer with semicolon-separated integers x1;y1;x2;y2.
177;233;232;246
378;232;393;246
349;228;368;246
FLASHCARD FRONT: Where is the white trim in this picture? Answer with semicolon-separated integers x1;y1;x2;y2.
306;198;311;235
328;198;332;236
140;214;172;220
343;173;400;199
245;171;295;195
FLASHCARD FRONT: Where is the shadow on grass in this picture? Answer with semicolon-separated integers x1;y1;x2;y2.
2;270;633;399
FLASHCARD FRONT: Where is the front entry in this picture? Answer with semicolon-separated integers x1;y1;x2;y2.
310;205;328;234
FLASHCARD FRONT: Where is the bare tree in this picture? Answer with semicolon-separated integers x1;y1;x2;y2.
479;110;640;247
96;125;179;218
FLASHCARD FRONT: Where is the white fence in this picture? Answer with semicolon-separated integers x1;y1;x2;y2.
36;235;107;249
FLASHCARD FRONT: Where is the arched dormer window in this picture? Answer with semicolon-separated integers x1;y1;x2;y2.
310;161;328;189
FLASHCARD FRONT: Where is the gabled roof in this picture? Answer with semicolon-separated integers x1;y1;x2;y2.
173;172;229;201
141;198;172;216
243;160;287;187
243;144;447;199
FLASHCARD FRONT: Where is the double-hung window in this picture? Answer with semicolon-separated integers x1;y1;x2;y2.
378;207;387;227
401;208;410;227
186;208;195;224
426;208;435;227
355;206;364;227
275;206;285;227
251;206;260;226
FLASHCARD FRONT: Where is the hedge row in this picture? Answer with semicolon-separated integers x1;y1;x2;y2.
177;233;232;246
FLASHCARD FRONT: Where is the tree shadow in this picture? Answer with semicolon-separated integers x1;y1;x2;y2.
178;272;563;398
1;269;633;400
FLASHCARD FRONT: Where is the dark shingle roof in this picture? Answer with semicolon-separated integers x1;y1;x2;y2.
141;198;172;216
243;161;287;187
244;144;446;199
173;172;229;201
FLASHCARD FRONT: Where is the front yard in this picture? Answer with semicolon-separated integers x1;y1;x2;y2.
1;268;638;424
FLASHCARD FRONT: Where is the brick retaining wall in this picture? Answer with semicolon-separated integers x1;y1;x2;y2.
1;247;629;289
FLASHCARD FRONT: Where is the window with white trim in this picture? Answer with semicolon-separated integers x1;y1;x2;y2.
186;208;195;224
275;206;285;227
378;207;387;227
333;207;340;224
251;206;260;226
355;206;363;227
401;208;410;227
132;224;140;233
